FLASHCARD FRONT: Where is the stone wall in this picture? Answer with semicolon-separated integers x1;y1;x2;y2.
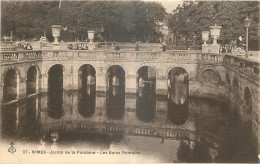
1;50;259;156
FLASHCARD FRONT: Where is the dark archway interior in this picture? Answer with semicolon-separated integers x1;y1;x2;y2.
47;65;63;119
202;69;220;86
106;65;125;120
136;66;156;122
78;64;96;117
3;69;17;103
167;67;189;125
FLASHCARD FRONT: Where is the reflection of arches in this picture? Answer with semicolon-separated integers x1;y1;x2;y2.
167;67;189;104
167;67;189;125
3;69;19;103
106;65;125;120
78;64;96;117
244;86;252;113
47;64;64;119
48;64;64;92
26;66;38;95
201;69;221;85
136;66;156;122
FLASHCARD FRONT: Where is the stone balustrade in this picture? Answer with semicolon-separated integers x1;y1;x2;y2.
223;54;260;77
1;50;259;69
1;50;42;63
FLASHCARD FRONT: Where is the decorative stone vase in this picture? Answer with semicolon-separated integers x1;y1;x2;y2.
201;31;210;53
51;25;61;45
201;31;210;45
88;31;95;43
210;25;222;45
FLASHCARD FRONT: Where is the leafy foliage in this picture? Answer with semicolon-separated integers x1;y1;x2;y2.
168;1;259;50
1;1;166;42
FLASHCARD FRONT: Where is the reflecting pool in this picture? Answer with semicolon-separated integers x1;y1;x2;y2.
1;91;258;163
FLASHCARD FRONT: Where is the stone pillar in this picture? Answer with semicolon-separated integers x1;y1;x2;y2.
18;77;27;100
96;67;106;92
202;44;209;53
125;75;136;94
156;76;168;96
41;74;48;93
201;31;210;53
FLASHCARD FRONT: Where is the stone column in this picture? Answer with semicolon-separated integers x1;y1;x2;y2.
18;77;27;99
201;31;210;53
41;74;48;93
96;67;107;92
125;75;136;94
156;75;168;96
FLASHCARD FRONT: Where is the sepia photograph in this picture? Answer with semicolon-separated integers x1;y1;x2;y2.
0;0;259;163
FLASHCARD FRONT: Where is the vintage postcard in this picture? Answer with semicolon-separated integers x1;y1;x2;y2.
0;0;259;163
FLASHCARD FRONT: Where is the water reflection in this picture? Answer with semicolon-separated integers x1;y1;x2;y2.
78;85;96;117
106;85;125;119
106;65;125;119
0;91;257;163
136;83;156;122
78;64;96;117
1;103;18;137
136;66;156;122
47;65;64;119
168;67;189;124
167;100;188;125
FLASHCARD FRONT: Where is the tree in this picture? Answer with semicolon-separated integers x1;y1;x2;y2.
168;1;259;50
1;1;166;42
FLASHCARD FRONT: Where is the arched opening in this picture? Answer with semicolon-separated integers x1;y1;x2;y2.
106;65;125;119
202;69;221;86
136;66;156;122
167;67;189;125
244;87;252;113
78;64;96;117
3;69;18;103
233;77;239;93
47;64;64;119
26;66;37;95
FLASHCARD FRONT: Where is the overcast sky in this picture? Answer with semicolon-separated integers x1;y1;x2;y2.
144;0;183;13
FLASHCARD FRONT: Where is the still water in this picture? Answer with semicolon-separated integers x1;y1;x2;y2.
1;89;257;163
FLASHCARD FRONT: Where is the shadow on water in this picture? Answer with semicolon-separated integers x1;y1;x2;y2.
167;99;188;125
47;64;64;119
167;67;189;125
1;103;18;137
136;84;156;122
1;95;40;141
0;90;258;162
106;85;125;119
136;66;156;122
78;85;96;117
106;65;125;120
78;64;96;117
